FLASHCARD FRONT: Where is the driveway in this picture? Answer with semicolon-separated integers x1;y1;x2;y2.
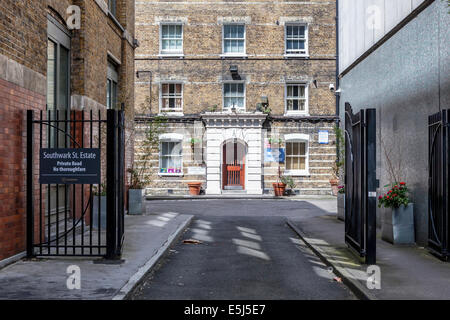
130;199;355;300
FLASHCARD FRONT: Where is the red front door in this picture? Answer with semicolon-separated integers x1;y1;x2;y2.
222;141;245;190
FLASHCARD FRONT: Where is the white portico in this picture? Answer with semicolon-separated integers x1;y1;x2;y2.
202;112;267;195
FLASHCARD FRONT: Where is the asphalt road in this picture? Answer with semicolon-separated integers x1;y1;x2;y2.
130;200;355;300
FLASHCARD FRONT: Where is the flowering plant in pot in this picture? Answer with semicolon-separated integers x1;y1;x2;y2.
378;182;415;245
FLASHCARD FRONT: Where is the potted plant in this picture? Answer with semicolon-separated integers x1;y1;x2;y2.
127;168;145;215
378;182;415;245
188;182;202;196
92;183;107;230
281;176;296;196
337;185;345;221
273;167;286;197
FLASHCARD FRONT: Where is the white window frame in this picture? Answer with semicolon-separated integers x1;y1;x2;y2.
284;133;310;176
159;134;184;177
222;81;246;112
159;82;184;115
159;23;184;57
285;82;309;115
284;23;309;57
221;24;247;57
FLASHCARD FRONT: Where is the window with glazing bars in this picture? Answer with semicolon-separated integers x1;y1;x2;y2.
160;141;183;174
223;83;245;110
286;25;307;55
286;141;307;171
286;84;306;112
223;25;245;54
161;24;183;54
161;83;182;112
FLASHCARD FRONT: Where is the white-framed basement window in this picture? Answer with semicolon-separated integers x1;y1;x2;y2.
223;82;245;111
284;134;309;176
222;24;246;56
285;83;308;115
159;134;183;176
160;24;183;55
285;24;308;57
160;83;183;114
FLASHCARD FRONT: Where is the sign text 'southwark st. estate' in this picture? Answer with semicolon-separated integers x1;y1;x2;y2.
40;149;101;184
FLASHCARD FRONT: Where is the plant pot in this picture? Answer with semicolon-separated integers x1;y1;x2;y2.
188;182;202;196
337;193;345;221
92;195;107;230
381;203;415;245
273;183;286;197
129;189;144;215
330;179;339;196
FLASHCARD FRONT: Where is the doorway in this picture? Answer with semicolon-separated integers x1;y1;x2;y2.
222;139;246;191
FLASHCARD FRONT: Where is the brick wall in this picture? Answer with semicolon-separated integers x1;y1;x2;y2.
0;0;136;261
0;78;46;260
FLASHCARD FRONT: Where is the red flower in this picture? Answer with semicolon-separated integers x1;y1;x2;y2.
394;185;398;189
378;196;382;200
393;194;398;197
400;182;406;185
387;196;390;199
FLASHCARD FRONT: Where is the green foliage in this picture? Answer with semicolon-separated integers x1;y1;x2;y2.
129;115;168;189
378;182;410;209
338;185;345;194
280;176;296;189
93;183;107;196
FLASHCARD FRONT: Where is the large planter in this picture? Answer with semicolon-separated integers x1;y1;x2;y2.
129;189;144;215
273;183;286;197
382;203;415;245
92;195;107;230
330;179;339;196
188;182;202;196
337;193;345;221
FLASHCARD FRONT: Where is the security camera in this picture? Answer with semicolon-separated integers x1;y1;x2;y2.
329;84;335;91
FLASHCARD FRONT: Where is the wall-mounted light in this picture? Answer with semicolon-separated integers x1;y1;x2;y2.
230;65;240;80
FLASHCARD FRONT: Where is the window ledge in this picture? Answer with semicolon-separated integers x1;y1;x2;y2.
284;112;309;116
220;54;248;59
159;173;184;177
284;54;309;59
158;53;185;58
159;112;184;117
284;170;310;177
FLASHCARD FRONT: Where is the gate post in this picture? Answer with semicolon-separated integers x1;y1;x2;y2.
365;109;377;265
106;110;118;259
26;110;34;258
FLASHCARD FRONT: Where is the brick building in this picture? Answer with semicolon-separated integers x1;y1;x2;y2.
0;0;136;262
134;0;338;196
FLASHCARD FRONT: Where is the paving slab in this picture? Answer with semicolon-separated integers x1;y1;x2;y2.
288;214;450;300
0;213;193;300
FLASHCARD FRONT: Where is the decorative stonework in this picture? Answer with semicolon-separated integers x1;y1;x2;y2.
202;112;267;195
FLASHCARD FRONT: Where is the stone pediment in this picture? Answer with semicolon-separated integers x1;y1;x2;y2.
201;112;267;128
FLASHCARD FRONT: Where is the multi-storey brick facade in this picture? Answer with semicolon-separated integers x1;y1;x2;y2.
0;0;136;261
135;0;337;196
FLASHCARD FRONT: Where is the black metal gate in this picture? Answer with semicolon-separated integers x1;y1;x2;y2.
26;109;125;259
344;103;377;264
428;110;449;260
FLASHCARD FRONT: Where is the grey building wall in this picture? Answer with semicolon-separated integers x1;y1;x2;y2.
338;0;450;245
